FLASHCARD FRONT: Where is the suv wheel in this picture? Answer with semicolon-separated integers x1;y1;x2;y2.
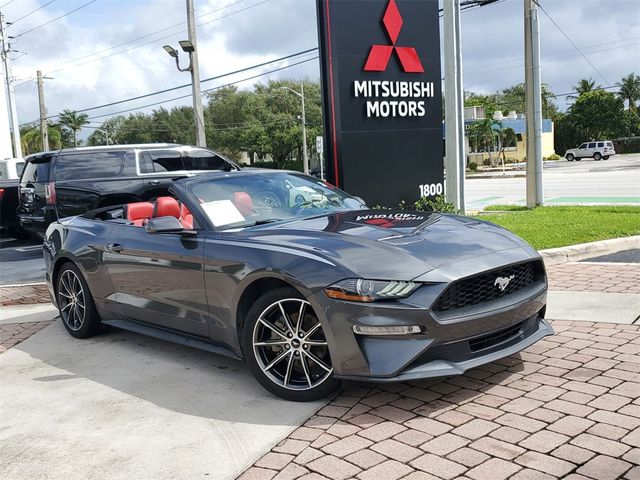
603;156;610;160
243;287;340;401
566;154;574;162
594;152;602;161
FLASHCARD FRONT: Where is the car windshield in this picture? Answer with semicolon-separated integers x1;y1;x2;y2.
190;172;364;230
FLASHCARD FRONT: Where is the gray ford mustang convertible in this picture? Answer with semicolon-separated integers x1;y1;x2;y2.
43;170;552;401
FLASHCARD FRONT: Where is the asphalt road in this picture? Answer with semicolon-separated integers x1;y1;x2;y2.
466;153;640;211
583;249;640;263
0;233;45;286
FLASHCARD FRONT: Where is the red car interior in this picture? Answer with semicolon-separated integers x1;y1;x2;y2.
233;191;254;216
124;202;154;227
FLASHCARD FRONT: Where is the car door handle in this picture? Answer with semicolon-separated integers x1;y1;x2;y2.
106;243;123;253
149;180;160;185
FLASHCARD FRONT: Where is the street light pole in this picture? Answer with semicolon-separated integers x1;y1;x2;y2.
163;1;206;147
186;0;206;147
0;13;22;158
443;0;466;214
280;83;310;175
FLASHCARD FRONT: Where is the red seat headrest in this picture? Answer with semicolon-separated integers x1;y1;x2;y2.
125;202;154;222
233;192;254;216
155;196;181;219
180;204;191;218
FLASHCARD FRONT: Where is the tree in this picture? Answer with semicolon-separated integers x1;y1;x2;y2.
500;83;557;118
58;109;89;147
617;73;640;113
467;117;496;164
568;78;600;101
494;123;517;164
569;90;625;141
19;123;63;154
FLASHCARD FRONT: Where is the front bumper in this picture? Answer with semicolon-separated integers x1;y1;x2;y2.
311;261;551;382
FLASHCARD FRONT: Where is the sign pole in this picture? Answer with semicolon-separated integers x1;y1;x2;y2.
443;0;465;214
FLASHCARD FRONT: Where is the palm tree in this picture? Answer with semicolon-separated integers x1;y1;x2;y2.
467;117;496;164
568;78;600;101
20;124;62;154
58;109;89;147
617;73;640;113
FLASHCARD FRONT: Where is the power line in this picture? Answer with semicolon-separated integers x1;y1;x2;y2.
13;0;267;86
0;0;18;8
15;0;98;37
532;0;609;85
86;55;319;121
20;48;318;125
10;0;57;25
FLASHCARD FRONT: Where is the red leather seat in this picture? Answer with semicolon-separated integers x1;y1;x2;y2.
125;202;154;227
233;192;254;216
180;204;193;229
154;196;181;219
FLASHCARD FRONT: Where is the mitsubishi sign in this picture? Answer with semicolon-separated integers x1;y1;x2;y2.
316;0;443;206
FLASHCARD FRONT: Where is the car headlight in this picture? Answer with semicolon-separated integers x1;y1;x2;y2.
323;279;419;302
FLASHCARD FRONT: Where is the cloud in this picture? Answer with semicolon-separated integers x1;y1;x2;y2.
3;0;639;131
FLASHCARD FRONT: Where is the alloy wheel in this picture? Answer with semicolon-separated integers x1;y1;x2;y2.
58;269;86;332
252;298;333;391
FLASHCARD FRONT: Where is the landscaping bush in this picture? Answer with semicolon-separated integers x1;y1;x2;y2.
468;162;478;171
414;195;458;214
482;158;491;166
545;153;561;160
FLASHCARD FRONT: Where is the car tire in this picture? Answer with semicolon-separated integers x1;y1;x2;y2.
603;156;610;160
242;286;341;401
566;154;574;162
594;153;602;161
56;262;105;339
575;158;581;161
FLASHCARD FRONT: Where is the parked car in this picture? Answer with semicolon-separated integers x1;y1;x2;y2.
565;141;615;162
43;169;552;401
18;144;239;237
0;158;27;236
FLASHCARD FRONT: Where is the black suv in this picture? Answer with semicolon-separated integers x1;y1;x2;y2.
18;144;239;236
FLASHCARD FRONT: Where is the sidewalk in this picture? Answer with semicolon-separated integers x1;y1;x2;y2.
0;283;50;306
240;320;640;480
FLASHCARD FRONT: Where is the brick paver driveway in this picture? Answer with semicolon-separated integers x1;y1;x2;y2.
241;321;640;480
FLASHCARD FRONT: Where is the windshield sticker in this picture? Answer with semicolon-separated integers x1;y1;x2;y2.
201;200;245;227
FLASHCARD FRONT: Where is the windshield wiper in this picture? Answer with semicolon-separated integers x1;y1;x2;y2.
246;218;285;227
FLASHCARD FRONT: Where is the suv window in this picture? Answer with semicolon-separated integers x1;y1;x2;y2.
184;149;231;171
139;150;184;173
606;141;613;147
22;158;51;183
588;143;596;148
578;143;587;149
15;161;25;177
597;142;604;147
55;152;126;181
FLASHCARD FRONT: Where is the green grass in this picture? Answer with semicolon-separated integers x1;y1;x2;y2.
477;205;640;250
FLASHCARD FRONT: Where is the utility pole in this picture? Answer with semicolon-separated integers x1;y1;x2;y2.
300;81;309;175
443;0;466;213
37;70;49;152
0;12;22;158
524;0;543;207
186;0;206;147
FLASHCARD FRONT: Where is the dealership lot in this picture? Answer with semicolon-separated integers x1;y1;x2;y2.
0;260;639;479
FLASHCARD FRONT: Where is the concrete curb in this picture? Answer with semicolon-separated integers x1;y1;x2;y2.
466;174;526;179
540;235;640;266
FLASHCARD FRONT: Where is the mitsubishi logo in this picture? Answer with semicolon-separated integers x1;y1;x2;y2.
494;275;515;292
364;0;424;73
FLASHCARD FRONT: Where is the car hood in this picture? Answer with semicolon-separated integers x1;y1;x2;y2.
231;210;535;280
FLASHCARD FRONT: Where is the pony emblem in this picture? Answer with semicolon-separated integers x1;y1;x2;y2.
494;275;515;292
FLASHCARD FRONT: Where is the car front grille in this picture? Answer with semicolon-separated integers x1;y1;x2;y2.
469;321;525;352
434;261;542;313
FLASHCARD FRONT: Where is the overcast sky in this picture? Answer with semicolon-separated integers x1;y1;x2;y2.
2;0;640;133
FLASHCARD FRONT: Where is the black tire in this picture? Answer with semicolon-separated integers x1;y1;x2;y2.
603;156;610;160
594;152;602;161
242;286;341;401
566;154;574;162
56;262;105;339
575;158;581;161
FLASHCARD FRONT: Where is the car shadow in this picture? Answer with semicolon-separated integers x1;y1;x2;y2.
13;320;325;426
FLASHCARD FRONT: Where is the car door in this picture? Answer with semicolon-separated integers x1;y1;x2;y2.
103;221;210;337
575;143;587;157
586;142;597;157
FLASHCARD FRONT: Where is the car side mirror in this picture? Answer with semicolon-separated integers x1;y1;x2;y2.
145;216;185;234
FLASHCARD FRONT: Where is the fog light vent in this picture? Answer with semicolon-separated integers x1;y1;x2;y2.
352;325;422;336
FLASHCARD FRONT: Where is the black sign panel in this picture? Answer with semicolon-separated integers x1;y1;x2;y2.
316;0;443;207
